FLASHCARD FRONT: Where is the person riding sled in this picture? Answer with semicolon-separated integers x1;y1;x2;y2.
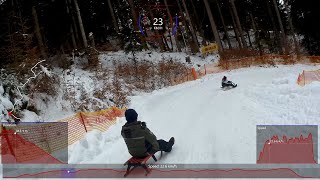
222;76;237;88
121;109;175;158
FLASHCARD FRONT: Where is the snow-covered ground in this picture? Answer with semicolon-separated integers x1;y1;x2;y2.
2;63;320;179
50;51;218;121
0;51;219;123
68;64;320;165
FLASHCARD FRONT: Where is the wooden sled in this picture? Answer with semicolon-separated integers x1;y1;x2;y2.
123;151;163;177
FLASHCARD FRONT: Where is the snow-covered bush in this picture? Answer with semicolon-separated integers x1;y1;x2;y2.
0;84;12;122
114;58;189;92
0;67;55;122
0;71;22;122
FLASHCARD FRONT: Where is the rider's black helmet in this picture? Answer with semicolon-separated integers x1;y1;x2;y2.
222;76;227;81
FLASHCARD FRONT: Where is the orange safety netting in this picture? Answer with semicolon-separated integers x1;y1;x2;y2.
297;69;320;86
58;107;125;145
170;64;223;86
0;107;125;164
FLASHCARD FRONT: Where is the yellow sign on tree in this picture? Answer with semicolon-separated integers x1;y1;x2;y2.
200;43;218;55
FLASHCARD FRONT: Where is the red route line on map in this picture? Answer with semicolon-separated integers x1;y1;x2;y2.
3;167;315;178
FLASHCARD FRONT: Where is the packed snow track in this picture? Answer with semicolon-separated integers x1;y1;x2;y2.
69;64;320;165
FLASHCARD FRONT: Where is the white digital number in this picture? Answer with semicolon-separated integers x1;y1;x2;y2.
153;18;163;26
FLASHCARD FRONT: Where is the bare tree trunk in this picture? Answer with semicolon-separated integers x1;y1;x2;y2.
162;35;170;51
127;0;147;48
215;0;232;49
230;0;247;48
288;12;299;55
266;0;283;54
190;1;209;47
272;0;287;54
60;45;66;55
66;0;77;49
8;2;17;62
73;0;88;48
68;0;80;46
250;13;262;55
284;0;299;55
127;0;138;32
164;0;181;52
167;29;174;51
72;17;80;45
181;0;200;52
246;29;252;47
203;0;223;53
70;26;77;50
89;33;95;48
8;18;15;61
229;5;242;48
176;0;192;51
107;0;120;34
32;6;47;59
190;0;204;37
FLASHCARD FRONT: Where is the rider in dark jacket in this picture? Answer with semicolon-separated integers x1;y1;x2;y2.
222;76;237;88
121;109;174;158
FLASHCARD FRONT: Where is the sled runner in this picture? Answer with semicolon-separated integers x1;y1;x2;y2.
123;151;163;177
221;84;237;91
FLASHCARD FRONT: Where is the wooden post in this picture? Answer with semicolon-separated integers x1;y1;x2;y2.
79;112;87;133
303;71;305;86
191;68;198;80
186;69;189;81
204;64;207;75
226;61;228;70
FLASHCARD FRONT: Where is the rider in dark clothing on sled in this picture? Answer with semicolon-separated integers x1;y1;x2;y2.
222;76;237;88
121;109;175;158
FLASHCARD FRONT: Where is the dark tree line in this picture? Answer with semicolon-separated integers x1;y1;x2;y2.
0;0;319;67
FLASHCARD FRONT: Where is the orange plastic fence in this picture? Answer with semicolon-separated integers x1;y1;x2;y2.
221;55;278;70
170;68;193;86
171;55;320;87
58;107;125;145
170;64;223;86
305;56;320;63
0;107;125;163
297;69;320;86
198;64;224;77
222;55;320;70
219;54;320;86
191;68;198;80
